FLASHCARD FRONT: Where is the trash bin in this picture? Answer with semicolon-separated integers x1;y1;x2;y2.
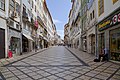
8;50;13;58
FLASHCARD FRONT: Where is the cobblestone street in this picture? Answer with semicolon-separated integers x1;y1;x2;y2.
0;46;120;80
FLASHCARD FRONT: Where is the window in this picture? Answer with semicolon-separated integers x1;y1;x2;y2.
16;24;20;30
28;0;30;4
32;1;34;8
23;22;26;29
112;0;118;4
90;13;92;20
23;4;26;12
10;20;14;27
28;9;32;17
15;2;20;15
93;10;94;19
110;28;120;61
99;33;105;55
98;0;104;16
35;5;36;12
9;0;15;11
0;0;5;11
28;26;30;31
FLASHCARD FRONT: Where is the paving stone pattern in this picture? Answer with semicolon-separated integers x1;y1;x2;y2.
0;46;120;80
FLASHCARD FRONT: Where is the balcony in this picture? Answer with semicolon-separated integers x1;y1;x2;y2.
30;17;38;30
30;17;34;27
37;16;47;29
75;12;81;23
22;11;28;21
37;16;43;25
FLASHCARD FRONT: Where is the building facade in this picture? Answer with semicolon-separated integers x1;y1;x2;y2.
66;0;120;62
0;0;8;58
96;0;120;61
86;0;97;54
68;0;82;49
0;0;56;59
64;23;69;46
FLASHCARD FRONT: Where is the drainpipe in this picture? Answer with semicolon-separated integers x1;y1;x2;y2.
20;0;23;55
95;24;98;59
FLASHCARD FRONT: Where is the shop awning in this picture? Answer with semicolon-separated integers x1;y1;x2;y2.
23;33;34;41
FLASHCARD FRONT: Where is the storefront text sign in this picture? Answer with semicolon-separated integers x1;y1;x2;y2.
98;11;120;31
112;0;118;4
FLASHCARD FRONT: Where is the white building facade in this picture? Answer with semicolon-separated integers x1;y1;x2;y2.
0;0;56;59
96;0;120;61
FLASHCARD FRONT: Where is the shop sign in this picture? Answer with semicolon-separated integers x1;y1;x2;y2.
9;29;21;38
112;0;118;4
98;11;120;31
34;20;38;29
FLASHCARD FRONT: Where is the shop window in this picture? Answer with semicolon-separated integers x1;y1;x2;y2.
110;28;120;61
117;38;120;51
98;0;104;16
98;33;105;54
0;0;5;11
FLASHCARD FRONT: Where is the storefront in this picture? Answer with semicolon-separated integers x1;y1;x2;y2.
9;28;21;56
0;28;5;59
97;7;120;61
0;18;7;59
43;37;48;48
87;34;95;54
110;28;120;61
81;35;87;52
22;33;34;52
87;26;95;54
38;35;43;49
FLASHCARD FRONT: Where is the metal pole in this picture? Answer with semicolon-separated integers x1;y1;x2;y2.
20;0;23;55
95;25;98;59
35;30;37;52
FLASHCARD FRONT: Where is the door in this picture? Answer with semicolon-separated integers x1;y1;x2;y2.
0;28;5;59
98;33;105;55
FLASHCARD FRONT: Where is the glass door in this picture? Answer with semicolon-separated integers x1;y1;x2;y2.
98;33;105;55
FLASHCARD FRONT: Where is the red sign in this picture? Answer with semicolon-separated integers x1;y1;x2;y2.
99;11;120;31
118;13;120;22
34;20;38;29
112;12;120;24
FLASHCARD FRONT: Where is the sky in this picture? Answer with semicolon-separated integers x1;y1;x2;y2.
46;0;72;39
